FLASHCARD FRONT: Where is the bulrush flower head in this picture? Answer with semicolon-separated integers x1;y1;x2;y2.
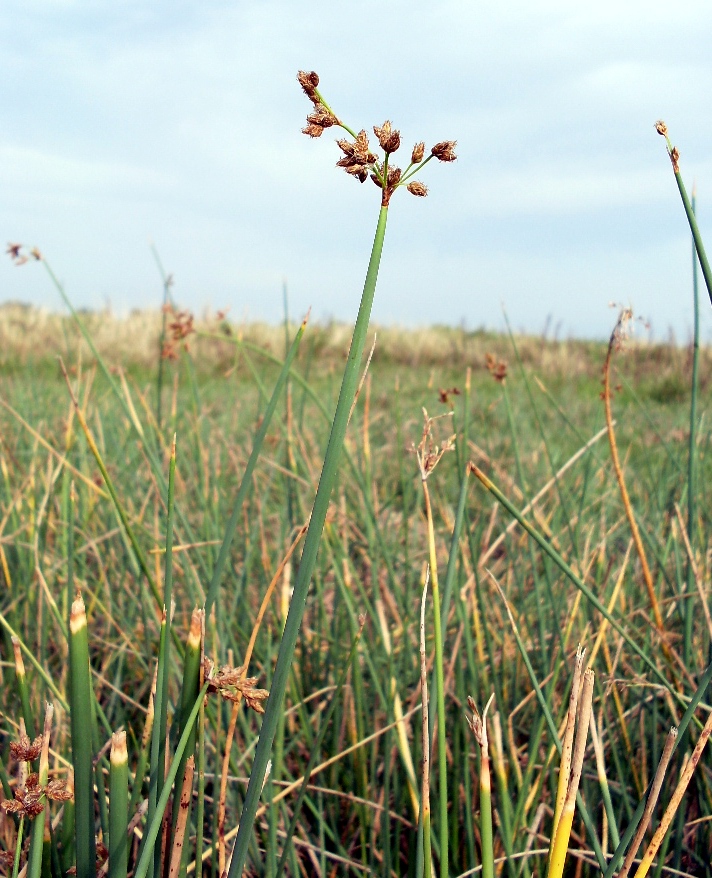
297;70;320;103
431;140;457;162
655;120;668;137
387;167;402;187
298;69;456;204
407;181;428;197
10;733;43;763
302;123;325;138
374;121;401;154
373;121;392;149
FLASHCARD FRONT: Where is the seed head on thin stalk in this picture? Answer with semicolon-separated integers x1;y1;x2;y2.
413;408;456;482
298;70;456;206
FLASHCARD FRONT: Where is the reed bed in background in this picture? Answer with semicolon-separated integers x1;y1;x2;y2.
0;111;711;878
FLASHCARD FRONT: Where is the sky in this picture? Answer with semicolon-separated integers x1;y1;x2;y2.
2;0;712;341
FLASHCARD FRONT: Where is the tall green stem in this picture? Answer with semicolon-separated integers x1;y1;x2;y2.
227;205;389;878
685;189;700;664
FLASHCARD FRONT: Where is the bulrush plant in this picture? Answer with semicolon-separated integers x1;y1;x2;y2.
226;71;457;877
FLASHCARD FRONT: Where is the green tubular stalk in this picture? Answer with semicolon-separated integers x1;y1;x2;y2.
69;596;97;878
204;315;307;616
170;608;203;841
109;732;129;878
274;618;365;878
11;637;36;741
194;698;206;877
685;189;700;665
144;438;177;877
480;746;493;878
147;611;168;878
27;705;53;878
227;205;388;878
133;681;210;878
129;692;154;817
660;134;712;304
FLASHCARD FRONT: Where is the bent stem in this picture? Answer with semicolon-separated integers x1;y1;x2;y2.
227;205;389;878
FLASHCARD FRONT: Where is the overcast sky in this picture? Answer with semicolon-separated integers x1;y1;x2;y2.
2;0;712;341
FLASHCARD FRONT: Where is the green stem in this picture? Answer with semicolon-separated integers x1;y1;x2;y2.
227;205;389;878
686;189;700;664
665;144;712;305
109;733;129;878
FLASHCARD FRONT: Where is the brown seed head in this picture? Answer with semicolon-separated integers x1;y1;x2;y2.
370;172;383;189
385;131;401;154
387;167;402;187
336;138;355;157
654;120;668;137
336;155;360;168
670;146;680;173
485;353;508;383
302;123;325;138
6;243;22;260
297;70;320;101
407;181;428;197
411;142;425;163
354;129;370;156
373;121;392;150
345;164;369;182
10;733;43;763
431;140;457;162
45;779;72;802
306;107;336;129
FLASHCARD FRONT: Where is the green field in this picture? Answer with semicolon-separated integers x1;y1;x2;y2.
0;294;711;877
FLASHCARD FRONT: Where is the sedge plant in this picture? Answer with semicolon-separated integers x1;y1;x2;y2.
226;70;457;877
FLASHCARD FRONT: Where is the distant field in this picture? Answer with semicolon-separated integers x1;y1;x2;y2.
0;301;711;876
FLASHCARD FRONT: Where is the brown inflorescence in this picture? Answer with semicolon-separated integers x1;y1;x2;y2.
407;181;428;197
431;141;458;162
411;142;425;164
298;69;456;204
485;353;508;383
10;733;43;763
207;663;270;714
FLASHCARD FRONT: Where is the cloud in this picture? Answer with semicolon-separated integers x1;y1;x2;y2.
1;0;711;340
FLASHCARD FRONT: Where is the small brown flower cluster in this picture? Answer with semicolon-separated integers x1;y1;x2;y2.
485;353;508;383
298;71;339;137
654;120;680;172
2;774;71;819
161;307;196;360
10;733;43;763
6;243;42;266
438;386;461;406
298;70;456;206
336;130;378;183
414;408;456;481
207;663;270;714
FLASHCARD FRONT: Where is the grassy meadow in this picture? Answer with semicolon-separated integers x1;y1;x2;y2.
0;293;711;877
